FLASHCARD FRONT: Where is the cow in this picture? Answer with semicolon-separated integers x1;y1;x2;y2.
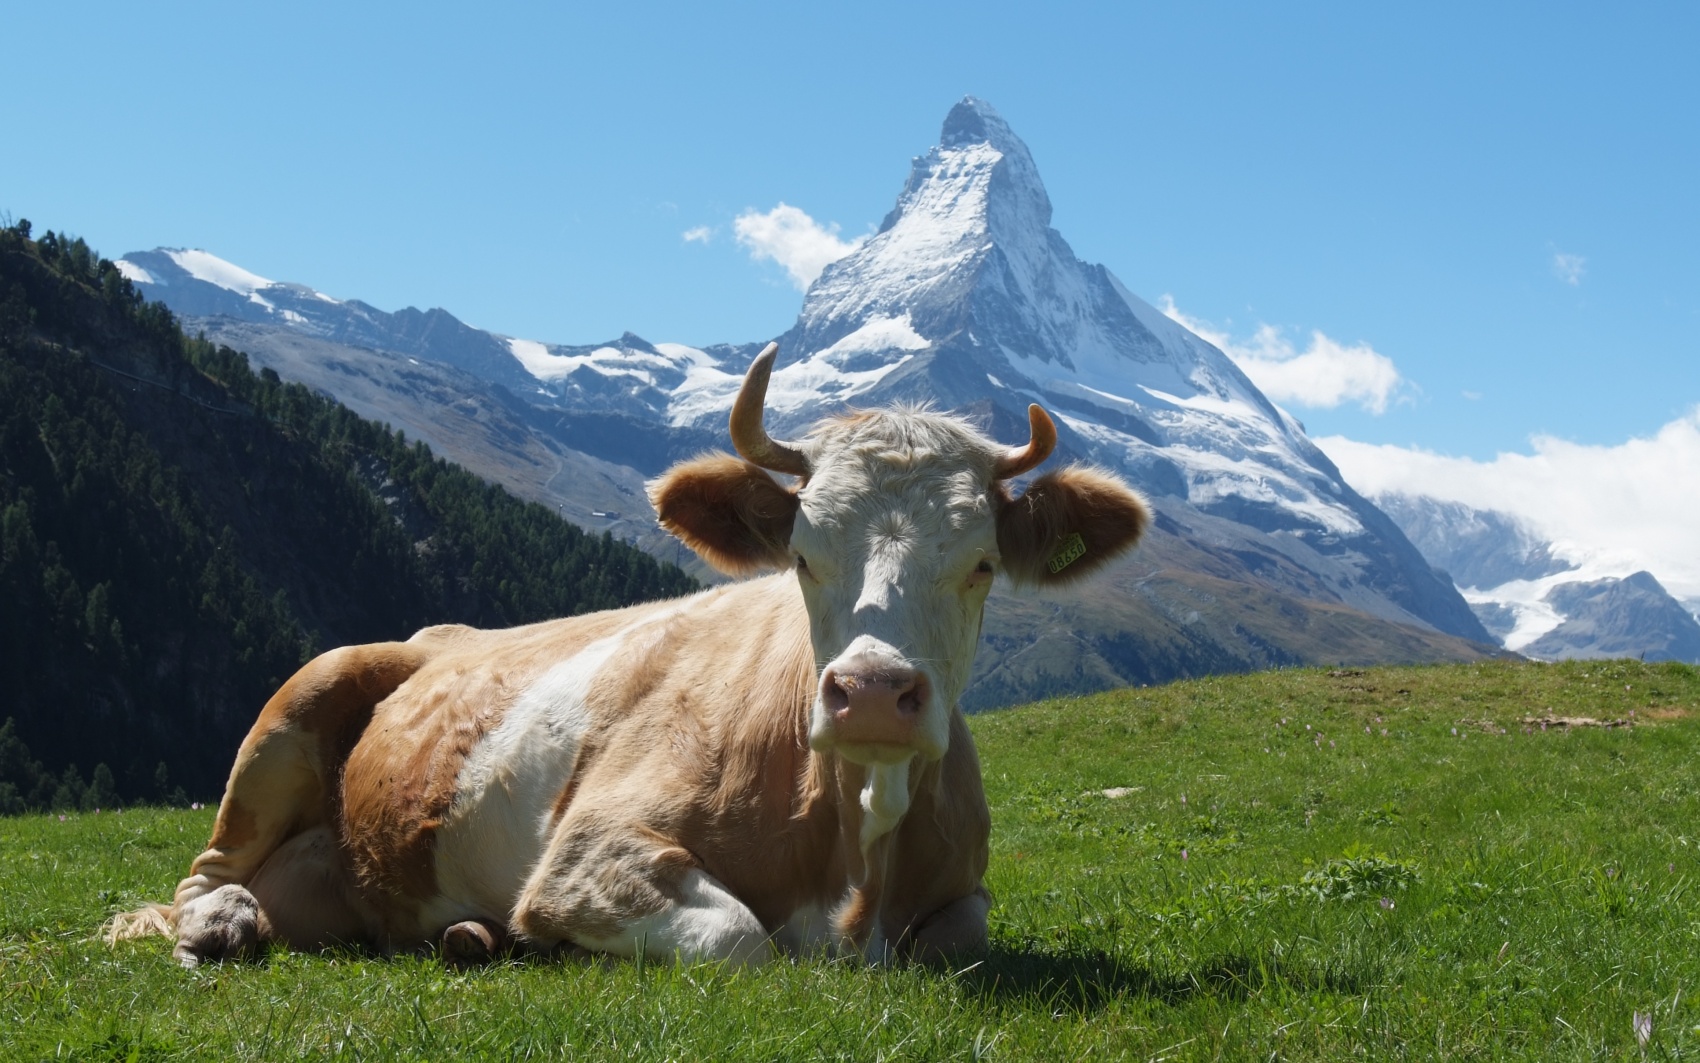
107;343;1150;967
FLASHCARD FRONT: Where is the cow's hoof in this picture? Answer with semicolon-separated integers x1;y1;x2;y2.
173;884;261;967
441;919;507;968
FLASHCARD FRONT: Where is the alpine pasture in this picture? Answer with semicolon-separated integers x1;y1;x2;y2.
4;658;1699;1060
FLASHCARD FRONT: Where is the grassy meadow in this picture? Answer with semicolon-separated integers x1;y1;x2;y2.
4;658;1700;1060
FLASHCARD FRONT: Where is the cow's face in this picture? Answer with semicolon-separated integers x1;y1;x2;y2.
650;345;1150;767
786;414;1004;764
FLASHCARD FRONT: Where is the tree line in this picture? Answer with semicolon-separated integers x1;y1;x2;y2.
0;218;697;810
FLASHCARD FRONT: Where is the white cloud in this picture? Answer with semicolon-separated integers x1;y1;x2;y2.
1317;407;1700;599
681;225;714;244
1160;297;1405;414
733;203;865;290
1552;250;1586;286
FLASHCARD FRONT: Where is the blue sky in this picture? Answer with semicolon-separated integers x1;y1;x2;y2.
4;1;1697;552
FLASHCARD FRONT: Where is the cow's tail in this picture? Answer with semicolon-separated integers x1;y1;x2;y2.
103;902;174;943
103;641;433;946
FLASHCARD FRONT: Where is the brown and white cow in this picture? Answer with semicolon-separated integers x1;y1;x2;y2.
108;343;1150;967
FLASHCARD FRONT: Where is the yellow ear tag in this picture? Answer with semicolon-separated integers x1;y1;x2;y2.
1047;532;1087;574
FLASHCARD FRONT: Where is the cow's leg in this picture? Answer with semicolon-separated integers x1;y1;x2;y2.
173;826;377;966
245;826;376;951
905;887;991;963
176;644;431;913
511;821;770;966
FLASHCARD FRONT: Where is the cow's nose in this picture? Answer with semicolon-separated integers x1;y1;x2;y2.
820;662;929;747
824;665;922;717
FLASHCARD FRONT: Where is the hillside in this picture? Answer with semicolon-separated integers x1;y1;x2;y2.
5;658;1699;1058
0;220;695;804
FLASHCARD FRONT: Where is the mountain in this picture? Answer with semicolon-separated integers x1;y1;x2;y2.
1375;493;1576;590
118;98;1501;706
1371;493;1700;663
0;222;695;807
1527;572;1700;663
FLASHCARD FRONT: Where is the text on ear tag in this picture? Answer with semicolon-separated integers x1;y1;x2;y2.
1047;532;1087;574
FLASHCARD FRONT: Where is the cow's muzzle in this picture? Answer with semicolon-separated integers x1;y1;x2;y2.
812;651;939;764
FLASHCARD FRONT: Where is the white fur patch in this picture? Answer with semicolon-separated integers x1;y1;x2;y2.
859;758;914;851
571;868;770;966
423;633;627;928
775;901;836;956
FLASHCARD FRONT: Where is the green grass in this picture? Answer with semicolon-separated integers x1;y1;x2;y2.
4;658;1700;1060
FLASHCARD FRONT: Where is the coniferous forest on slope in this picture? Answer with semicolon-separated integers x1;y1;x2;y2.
0;219;697;810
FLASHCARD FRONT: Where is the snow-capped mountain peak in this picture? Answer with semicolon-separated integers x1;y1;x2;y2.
115;248;343;324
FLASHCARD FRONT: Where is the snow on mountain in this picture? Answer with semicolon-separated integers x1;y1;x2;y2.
166;248;278;304
745;99;1371;544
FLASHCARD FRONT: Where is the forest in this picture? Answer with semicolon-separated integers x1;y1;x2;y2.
0;218;697;809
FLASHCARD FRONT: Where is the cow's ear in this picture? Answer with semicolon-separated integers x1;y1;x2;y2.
996;465;1151;586
649;453;799;576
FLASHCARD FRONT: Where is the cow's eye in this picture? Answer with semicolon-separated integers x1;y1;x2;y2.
795;554;810;573
975;560;995;575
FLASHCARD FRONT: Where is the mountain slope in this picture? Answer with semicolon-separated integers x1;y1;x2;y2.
0;221;695;802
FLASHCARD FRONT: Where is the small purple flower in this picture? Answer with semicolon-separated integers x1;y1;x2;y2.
1634;1011;1652;1047
1379;897;1394;910
58;815;65;822
1181;849;1188;861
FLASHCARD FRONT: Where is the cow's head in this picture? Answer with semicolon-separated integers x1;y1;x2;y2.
650;344;1150;768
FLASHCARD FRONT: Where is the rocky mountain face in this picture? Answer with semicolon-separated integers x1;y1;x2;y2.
1375;493;1575;590
1526;573;1700;662
1372;493;1700;664
119;98;1502;707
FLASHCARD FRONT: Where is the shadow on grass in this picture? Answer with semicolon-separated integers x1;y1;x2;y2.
951;944;1376;1012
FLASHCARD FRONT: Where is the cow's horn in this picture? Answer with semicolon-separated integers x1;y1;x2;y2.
994;404;1058;479
730;342;810;477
